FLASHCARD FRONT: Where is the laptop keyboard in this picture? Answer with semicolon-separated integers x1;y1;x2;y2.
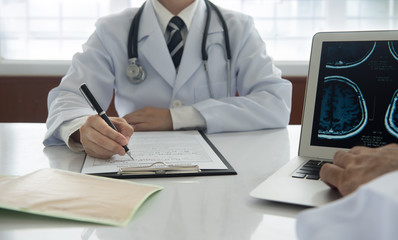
292;160;333;180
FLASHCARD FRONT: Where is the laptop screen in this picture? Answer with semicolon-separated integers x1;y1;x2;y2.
310;40;398;149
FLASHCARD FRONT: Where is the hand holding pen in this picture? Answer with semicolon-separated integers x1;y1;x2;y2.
79;83;135;160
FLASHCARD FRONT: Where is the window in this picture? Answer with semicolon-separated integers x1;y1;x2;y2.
213;0;398;61
0;0;397;62
0;0;144;60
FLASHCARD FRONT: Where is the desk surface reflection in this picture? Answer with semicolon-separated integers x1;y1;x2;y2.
0;123;304;240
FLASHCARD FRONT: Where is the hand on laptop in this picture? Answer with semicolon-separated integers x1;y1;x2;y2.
320;143;398;196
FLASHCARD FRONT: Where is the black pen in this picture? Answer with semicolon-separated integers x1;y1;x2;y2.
79;83;134;160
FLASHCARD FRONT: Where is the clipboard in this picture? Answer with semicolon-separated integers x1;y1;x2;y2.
80;131;237;178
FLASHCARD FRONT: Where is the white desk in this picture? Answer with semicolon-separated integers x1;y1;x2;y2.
0;123;306;240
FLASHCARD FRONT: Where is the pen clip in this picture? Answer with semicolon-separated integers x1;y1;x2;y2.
79;84;96;112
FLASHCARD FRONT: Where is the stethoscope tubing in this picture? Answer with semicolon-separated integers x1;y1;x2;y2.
127;0;232;98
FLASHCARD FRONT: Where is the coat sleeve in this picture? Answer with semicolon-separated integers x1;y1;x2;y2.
296;171;398;240
193;13;292;133
43;21;118;146
44;9;137;146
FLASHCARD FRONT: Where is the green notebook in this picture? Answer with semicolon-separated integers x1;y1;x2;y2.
0;168;163;226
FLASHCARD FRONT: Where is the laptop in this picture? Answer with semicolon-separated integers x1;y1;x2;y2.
250;30;398;207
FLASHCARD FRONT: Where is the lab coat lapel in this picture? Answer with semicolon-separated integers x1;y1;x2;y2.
173;1;224;96
138;2;176;87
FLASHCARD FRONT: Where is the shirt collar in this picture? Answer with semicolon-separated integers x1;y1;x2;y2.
151;0;198;34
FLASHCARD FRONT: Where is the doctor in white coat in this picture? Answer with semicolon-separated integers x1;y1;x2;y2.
44;0;292;158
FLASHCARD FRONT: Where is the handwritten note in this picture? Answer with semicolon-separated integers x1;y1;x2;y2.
81;131;227;174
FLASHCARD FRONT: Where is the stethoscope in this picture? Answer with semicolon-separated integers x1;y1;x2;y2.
126;0;232;98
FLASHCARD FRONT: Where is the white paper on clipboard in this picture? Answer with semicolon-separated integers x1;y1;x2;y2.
81;131;228;175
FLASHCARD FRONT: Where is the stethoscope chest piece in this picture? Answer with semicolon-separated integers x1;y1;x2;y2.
126;58;146;84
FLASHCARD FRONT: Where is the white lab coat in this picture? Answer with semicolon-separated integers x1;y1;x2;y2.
44;0;292;146
296;171;398;240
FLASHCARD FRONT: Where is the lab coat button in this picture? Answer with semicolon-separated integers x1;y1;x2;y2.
172;100;182;108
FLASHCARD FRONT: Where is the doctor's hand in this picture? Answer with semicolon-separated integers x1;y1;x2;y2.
72;115;134;159
123;106;173;131
320;143;398;196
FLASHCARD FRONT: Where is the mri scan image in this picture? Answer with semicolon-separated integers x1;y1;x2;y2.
326;42;376;69
318;76;368;139
385;89;398;139
389;41;398;61
313;40;398;148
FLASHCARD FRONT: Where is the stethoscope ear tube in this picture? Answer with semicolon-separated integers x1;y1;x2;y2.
207;1;231;60
128;2;145;60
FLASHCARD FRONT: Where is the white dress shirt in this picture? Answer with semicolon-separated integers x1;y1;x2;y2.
151;0;206;131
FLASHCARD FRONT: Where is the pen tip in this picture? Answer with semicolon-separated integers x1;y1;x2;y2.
127;151;135;161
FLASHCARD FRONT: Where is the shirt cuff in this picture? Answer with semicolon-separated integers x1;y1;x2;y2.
59;116;88;152
170;106;206;130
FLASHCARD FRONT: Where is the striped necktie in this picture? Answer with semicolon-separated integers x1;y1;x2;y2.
167;16;185;69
